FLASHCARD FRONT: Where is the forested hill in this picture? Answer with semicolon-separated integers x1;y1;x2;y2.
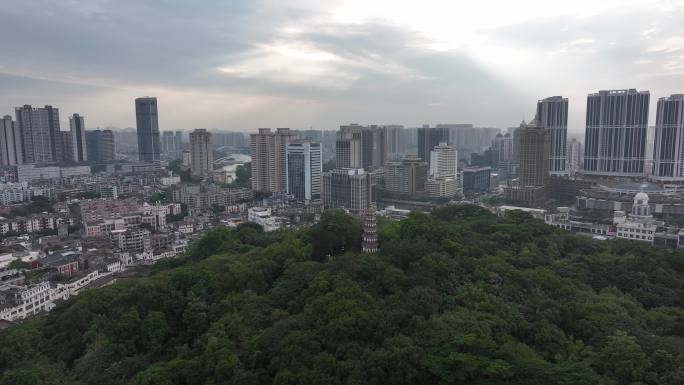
2;205;684;385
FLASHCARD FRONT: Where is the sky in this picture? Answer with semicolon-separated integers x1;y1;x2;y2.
1;0;683;133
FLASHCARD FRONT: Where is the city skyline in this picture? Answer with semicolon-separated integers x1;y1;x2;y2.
1;1;683;131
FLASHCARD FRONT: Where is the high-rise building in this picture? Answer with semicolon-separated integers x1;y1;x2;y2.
517;120;551;187
537;96;568;174
336;124;387;171
584;89;649;176
135;97;161;163
417;125;448;165
15;105;61;164
567;138;583;175
652;94;684;182
162;131;177;159
59;131;74;163
0;115;23;166
429;142;458;178
175;131;183;154
322;168;374;213
385;155;428;195
436;124;498;155
286;140;322;203
85;130;115;163
491;133;514;173
189;129;213;177
503;120;550;203
385;125;405;159
425;142;458;198
68;114;87;162
250;128;296;194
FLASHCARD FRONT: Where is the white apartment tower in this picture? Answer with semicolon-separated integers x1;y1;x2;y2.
429;142;458;178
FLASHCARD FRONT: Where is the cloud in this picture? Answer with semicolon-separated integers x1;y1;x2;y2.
0;0;683;132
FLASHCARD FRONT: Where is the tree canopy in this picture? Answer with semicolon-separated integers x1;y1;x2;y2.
1;205;683;385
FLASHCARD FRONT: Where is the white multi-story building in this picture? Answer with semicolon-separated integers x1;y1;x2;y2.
425;177;459;198
247;207;280;232
0;282;52;321
429;142;458;178
160;175;181;186
652;94;684;182
613;192;659;242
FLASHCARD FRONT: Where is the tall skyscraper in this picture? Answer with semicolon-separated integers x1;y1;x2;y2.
436;124;498;154
336;126;362;169
135;97;161;163
15;105;61;164
584;89;649;176
567;138;583;176
68;114;87;162
286;140;322;203
86;130;115;163
175;131;183;155
59;131;74;163
336;124;387;171
0;115;23;166
491;133;514;173
517;120;550;187
417;125;448;165
425;142;458;198
504;119;550;203
429;142;458;178
652;94;684;181
189;129;213;177
322;168;374;213
162;131;177;159
537;96;568;174
385;155;428;195
385;125;405;159
250;128;296;194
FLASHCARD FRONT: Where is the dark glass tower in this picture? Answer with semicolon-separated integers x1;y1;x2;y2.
652;94;684;181
583;89;649;176
536;96;568;174
135;97;161;163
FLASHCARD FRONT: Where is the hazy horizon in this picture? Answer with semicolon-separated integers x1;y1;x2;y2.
2;0;683;133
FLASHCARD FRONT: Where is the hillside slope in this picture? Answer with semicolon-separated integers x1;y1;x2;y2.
1;206;683;385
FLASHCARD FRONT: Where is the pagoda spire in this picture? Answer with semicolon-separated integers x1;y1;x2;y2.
362;203;378;254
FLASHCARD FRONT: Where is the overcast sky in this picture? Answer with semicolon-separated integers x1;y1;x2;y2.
1;0;683;133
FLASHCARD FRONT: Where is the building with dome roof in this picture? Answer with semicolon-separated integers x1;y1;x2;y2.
613;191;660;242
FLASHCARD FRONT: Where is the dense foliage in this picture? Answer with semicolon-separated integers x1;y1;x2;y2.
1;206;684;385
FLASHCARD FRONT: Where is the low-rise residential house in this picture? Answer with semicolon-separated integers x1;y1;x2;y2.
40;251;80;277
